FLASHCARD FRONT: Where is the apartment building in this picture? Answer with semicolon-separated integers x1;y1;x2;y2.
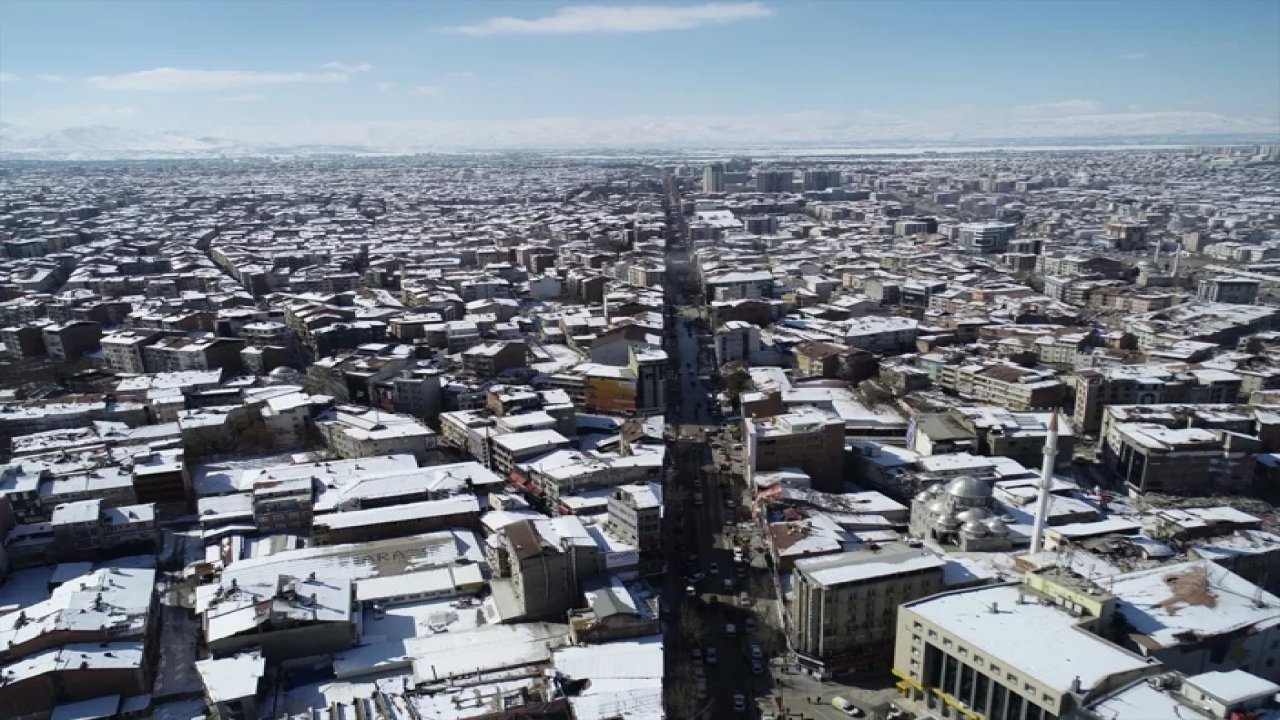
101;329;163;373
744;407;846;492
791;545;944;674
1197;277;1261;305
143;336;245;374
605;483;661;552
1074;364;1243;433
41;320;102;362
1102;422;1257;495
315;407;439;462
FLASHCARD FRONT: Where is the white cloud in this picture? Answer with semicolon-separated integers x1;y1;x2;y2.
375;82;399;92
87;67;348;91
217;93;265;104
1121;51;1149;61
447;2;771;36
1012;99;1105;118
36;74;67;83
321;61;373;73
0;73;17;83
410;85;442;96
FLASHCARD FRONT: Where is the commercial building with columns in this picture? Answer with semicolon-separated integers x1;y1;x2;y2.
893;576;1159;720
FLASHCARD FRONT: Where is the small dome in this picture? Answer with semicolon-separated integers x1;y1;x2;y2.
934;513;960;529
984;518;1010;536
926;499;947;515
961;520;989;537
957;507;991;523
915;490;935;504
946;476;990;500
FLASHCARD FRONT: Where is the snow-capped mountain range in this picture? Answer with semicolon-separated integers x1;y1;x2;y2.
1;110;1276;160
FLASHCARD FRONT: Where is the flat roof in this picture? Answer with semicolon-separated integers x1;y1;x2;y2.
796;545;944;587
906;583;1152;694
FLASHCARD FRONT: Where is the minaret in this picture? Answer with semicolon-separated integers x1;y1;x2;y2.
1029;411;1060;554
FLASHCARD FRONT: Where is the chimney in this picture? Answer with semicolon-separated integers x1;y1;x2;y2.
1029;411;1059;555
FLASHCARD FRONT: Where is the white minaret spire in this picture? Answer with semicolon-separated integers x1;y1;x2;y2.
1030;411;1060;555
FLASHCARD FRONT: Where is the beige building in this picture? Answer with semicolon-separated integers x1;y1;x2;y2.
791;544;944;674
894;573;1156;720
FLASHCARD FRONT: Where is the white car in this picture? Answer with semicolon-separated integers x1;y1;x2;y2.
749;643;763;659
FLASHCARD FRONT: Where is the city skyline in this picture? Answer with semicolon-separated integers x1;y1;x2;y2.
2;0;1279;152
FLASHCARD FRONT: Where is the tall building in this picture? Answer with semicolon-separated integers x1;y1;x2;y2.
957;222;1016;254
803;169;843;191
756;169;794;193
702;162;726;193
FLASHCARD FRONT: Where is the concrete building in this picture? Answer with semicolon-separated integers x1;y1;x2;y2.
316;407;439;462
756;169;794;193
958;222;1016;254
1197;277;1261;305
702;163;725;193
605;483;661;552
462;340;527;378
42;320;102;362
894;574;1156;720
791;545;945;674
803;169;843;191
744;407;846;492
1102;422;1257;495
1074;365;1243;434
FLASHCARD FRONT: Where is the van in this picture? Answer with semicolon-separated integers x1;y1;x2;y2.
830;697;864;717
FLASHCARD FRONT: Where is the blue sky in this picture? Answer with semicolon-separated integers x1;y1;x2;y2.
1;0;1277;147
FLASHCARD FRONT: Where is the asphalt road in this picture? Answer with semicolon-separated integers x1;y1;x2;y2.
661;179;774;719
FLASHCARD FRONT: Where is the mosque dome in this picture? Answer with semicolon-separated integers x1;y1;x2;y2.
956;507;992;523
961;520;989;537
984;518;1010;536
945;476;990;500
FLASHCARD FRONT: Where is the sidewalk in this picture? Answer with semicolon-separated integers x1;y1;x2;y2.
758;666;905;720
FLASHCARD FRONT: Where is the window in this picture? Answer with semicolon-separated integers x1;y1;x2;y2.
943;638;953;648
913;634;922;644
928;630;937;639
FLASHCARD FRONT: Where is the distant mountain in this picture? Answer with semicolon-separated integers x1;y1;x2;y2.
1;111;1276;160
0;124;247;160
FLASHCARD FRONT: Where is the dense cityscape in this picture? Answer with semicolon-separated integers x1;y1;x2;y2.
0;143;1275;720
